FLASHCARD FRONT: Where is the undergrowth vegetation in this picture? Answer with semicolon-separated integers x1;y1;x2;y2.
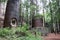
0;24;42;40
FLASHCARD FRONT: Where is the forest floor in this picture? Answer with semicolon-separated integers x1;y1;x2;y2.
42;33;60;40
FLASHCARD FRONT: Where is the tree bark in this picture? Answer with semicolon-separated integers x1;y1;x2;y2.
3;0;20;27
43;8;45;28
30;0;35;27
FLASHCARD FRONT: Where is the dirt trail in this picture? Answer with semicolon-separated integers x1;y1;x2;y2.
43;33;60;40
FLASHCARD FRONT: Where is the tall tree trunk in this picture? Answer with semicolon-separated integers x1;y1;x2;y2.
35;0;37;15
19;0;22;27
43;8;45;28
53;15;56;33
26;0;29;25
30;0;35;27
56;0;60;33
3;0;20;27
57;19;59;32
49;0;53;33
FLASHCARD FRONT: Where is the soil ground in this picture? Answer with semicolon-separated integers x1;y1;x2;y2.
42;33;60;40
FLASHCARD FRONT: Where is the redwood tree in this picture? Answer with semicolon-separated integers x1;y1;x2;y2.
3;0;20;27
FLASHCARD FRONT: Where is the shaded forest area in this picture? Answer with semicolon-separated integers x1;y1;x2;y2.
0;0;60;40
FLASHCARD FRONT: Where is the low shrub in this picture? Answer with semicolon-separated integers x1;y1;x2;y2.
0;24;42;40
